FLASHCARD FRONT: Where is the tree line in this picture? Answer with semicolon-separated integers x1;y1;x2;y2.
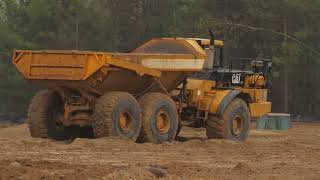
0;0;319;117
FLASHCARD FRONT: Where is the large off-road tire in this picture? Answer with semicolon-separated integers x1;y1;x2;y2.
28;90;70;140
138;93;178;144
206;98;250;141
92;92;141;142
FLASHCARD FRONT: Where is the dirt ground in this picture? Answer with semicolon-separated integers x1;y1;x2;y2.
0;122;319;180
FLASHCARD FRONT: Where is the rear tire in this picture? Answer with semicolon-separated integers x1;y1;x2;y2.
206;98;250;141
138;93;178;144
92;92;141;142
28;90;70;140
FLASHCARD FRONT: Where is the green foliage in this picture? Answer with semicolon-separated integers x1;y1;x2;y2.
0;2;35;116
0;0;319;116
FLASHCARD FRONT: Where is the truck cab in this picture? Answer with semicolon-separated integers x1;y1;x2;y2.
177;36;272;141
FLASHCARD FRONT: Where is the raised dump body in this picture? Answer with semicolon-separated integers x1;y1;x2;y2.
13;38;207;95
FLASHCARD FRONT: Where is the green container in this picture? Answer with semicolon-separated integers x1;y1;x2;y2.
256;113;291;130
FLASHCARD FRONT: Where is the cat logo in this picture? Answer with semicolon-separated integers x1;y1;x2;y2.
232;74;241;84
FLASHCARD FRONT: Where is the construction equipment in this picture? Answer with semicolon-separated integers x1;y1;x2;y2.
12;31;271;143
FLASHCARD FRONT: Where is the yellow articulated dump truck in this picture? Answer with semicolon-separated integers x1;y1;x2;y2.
12;31;271;143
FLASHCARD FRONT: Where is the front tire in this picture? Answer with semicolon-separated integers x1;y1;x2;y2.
28;90;70;140
138;93;178;144
206;98;250;141
92;92;141;142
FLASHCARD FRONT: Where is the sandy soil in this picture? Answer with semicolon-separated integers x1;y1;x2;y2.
0;122;319;180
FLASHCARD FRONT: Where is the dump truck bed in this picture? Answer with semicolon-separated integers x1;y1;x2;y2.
13;38;207;94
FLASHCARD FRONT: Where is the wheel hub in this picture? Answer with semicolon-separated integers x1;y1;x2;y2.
156;110;170;134
231;115;244;137
118;111;133;134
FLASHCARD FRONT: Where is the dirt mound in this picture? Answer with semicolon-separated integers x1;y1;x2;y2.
0;123;320;179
